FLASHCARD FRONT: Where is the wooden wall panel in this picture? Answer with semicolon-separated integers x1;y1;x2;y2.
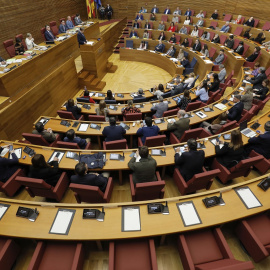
0;0;87;59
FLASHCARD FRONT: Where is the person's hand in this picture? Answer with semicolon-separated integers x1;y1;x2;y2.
53;157;59;162
136;149;139;157
226;110;229;114
175;147;180;153
10;150;15;154
47;128;52;133
141;123;144;127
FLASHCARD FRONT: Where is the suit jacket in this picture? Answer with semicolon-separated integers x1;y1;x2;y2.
158;34;165;40
128;156;157;184
74;17;83;25
179;27;187;34
28;161;62;187
218;68;227;83
66;20;74;29
249;73;267;89
246;52;259;62
63;136;87;149
155;43;165;52
164;9;171;14
212;36;220;43
181;59;190;68
0;148;19;183
208;81;220;92
166;47;176;57
130;31;138;37
58;24;67;34
220;25;230;33
70;174;108;193
225;39;234;49
248;131;270;159
32;129;56;143
151;102;168;118
135;15;144;20
215;143;245;168
102;125;126;141
193;43;201;52
169;37;176;43
0;57;5;62
151;7;159;13
66;105;82;120
184;11;192;16
254;86;269;100
227;102;244;121
167;118;190;139
77;31;87;45
234;45;244;55
44;30;55;41
136;125;160;145
175;150;204;181
214;54;224;65
144;23;151;29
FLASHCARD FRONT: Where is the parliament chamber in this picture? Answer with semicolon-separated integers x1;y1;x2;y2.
0;0;270;269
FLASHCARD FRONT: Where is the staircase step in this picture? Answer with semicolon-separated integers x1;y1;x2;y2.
84;74;95;82
95;81;106;91
116;43;125;49
90;78;100;86
113;49;120;54
78;70;89;79
108;65;118;73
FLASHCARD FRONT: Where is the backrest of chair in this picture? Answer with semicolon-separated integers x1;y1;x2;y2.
126;40;133;48
233;39;240;50
149;22;153;29
224;70;234;84
161;15;168;22
125;113;142;121
40;27;46;41
216;120;237;133
15;34;27;50
220;35;227;45
224;14;232;21
133;97;146;103
179;128;202;143
230;156;263;173
77;97;90;103
174;24;178;32
104;139;127;150
209;47;216;59
69;184;104;203
183;51;189;58
59;17;65;24
105;100;117;104
233;27;243;36
185;101;202;112
145;135;166;147
175;34;181;43
22;133;49;146
198;29;204;37
71;15;76;25
209;31;215;41
163;108;178;117
202;11;207;17
188;38;193;47
222;53;228;64
190;17;193;24
190;10;195;16
206;91;219;104
56;141;80;149
3;39;15;57
57;110;76;120
88;115;106;122
210;21;218;28
148;31;152;38
265;66;270;78
186;26;191;34
190;57;197;68
254;19;260;28
240;17;245;24
262;21;270;31
135;181;165;201
49;21;58;36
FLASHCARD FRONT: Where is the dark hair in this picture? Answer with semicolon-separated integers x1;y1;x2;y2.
264;121;270;131
201;80;208;90
187;138;197;151
263;79;269;86
257;32;263;38
203;44;208;51
31;154;48;168
109;117;116;126
194;25;198;31
107;90;113;99
239;41;244;45
67;99;74;107
139;146;149;158
35;122;44;133
75;162;87;176
15;38;21;43
158;84;164;91
145;117;152;127
255;46;261;52
229;34;234;39
212;73;219;82
183;90;190;98
220;49;224;52
84;90;89;96
76;13;80;17
66;129;75;140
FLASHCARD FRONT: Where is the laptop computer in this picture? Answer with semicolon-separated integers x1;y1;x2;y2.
240;120;257;138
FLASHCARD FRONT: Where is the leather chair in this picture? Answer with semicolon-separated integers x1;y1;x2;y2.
0;168;25;197
211;155;264;184
69;177;113;203
235;211;270;263
173;167;220;195
209;21;218;29
185;101;205;112
185;26;191;34
3;39;16;58
262;21;270;31
175;34;181;43
28;241;84;270
126;39;134;48
71;15;76;25
162;108;178;117
223;14;232;21
103;139;128;150
88;115;106;121
40;27;46;41
244;51;261;69
15;34;27;50
178;227;254;270
220;70;234;89
254;19;260;28
198;29;204;37
123;113;142;121
179;128;211;143
209;47;217;60
15;172;69;202
57;110;84;120
206;90;220;105
184;57;197;75
233;38;240;50
0;238;20;270
215;120;238;134
109;239;158;270
187;38;193;47
209;32;215;41
133;97;146;103
248;150;270;175
129;171;165;201
105;100;117;104
76;97;91;103
161;15;168;22
22;133;61;147
219;35;227;45
49;21;58;36
233;26;244;36
56;141;91;150
138;135;166;147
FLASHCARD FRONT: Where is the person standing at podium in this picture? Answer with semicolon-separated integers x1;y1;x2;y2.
105;4;113;20
77;28;87;45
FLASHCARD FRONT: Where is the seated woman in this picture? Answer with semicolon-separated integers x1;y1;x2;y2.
241;86;253;110
246;46;260;62
28;154;62;187
253;79;269;100
169;34;176;43
83;89;95;104
143;30;149;39
15;38;25;55
196;18;204;27
183;16;191;25
0;145;19;183
201;31;210;41
105;90;115;101
251;62;260;76
168;22;176;32
122;100;141;116
177;48;185;61
212;33;220;43
243;28;252;39
139;40;147;49
66;99;82;120
215;129;245;168
181;38;189;47
158;31;165;41
177;90;191;110
153;84;164;99
207;73;220;92
196;10;204;18
95;100;109;121
201;44;209;58
150;13;156;21
195;80;209;103
235;15;243;24
244;17;255;27
202;112;227;134
253;32;266;44
191;25;199;37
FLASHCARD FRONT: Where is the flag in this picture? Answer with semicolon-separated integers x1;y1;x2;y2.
86;0;92;18
94;0;102;9
90;0;96;18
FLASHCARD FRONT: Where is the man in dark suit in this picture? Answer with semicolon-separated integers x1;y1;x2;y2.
151;5;159;14
66;99;82;120
0;146;19;183
181;57;191;68
184;8;192;16
164;6;171;14
175;138;205;182
32;122;57;143
144;20;151;29
128;146;157;184
246;121;270;159
44;25;56;41
130;29;138;37
71;162;108;192
102;117;126;142
247;67;267;89
135;13;144;20
224;35;234;49
234;41;244;55
165;45;176;57
226;95;244;121
58;20;67;34
192;39;201;52
155;40;165;52
63;129;90;149
77;28;87;46
105;4;113;20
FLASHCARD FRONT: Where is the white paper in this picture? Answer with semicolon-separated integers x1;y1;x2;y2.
123;208;141;231
214;103;227;110
0;148;9;157
48;152;64;163
236;188;261;209
149;50;155;53
0;206;8;219
86;41;94;45
178;203;201;226
235;56;242;59
152;149;161;155
50;210;73;234
57;36;66;41
15;59;22;63
196;111;207;118
78;124;89;132
11;148;22;159
167;118;176;123
89;92;94;97
204;60;213;64
110;154;119;160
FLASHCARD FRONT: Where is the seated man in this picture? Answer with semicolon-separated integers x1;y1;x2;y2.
226;95;244;121
58;20;67;34
165;45;176;57
158;21;165;31
155;40;165;52
0;56;6;65
151;96;168;118
167;110;190;140
129;29;138;37
66;16;74;29
210;10;219;20
184;8;192;16
71;162;108;193
234;41;244;55
247;67;266;89
164;6;171;14
173;7;181;15
77;27;87;45
179;26;188;34
74;14;83;25
220;22;230;33
224;34;234;49
133;88;145;101
151;5;159;14
32;122;56;143
66;99;82;120
214;49;225;65
63;129;90;149
128;146;157;184
175;138;205;182
144;20;151;29
133;20;139;29
122;100;141;116
0;145;19;183
44;25;56;41
102;117;126;142
136;117;160;145
218;64;227;83
135;12;144;20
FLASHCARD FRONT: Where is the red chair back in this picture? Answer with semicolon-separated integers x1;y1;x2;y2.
144;135;166;147
50;21;58;36
222;53;228;64
230;156;263;175
224;70;234;85
262;21;270;31
22;133;50;146
175;34;181;43
103;139;128;150
163;108;178;117
59;17;65;24
203;11;207;17
254;19;260;28
71;15;76;25
240;17;245;24
57;141;80;149
188;38;193;47
148;31;152;38
186;26;191;34
224;14;232;21
88;115;106;121
209;32;215;41
149;22;153;29
198;29;204;37
220;35;227;45
210;21;218;28
216;120;238;134
15;34;27;50
40;27;46;41
125;113;142;121
161;15;168;22
233;27;243;36
265;66;270;78
206;91;219;105
233;39;240;50
179;128;210;143
185;101;203;112
57;110;76;120
243;44;250;57
209;47;217;59
190;10;195;16
134;181;165;201
3;39;16;57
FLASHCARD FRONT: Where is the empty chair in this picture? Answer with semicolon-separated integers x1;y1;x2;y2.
161;15;168;22
223;14;232;21
206;90;220;105
209;47;217;60
3;39;16;58
233;26;243;36
215;120;238;134
71;15;76;25
69;177;113;203
220;70;234;88
209;31;215;41
179;127;211;143
15;34;27;50
190;10;195;16
243;44;250;57
88;115;106;121
162;108;178;117
109;239;158;270
211;155;264;184
254;19;260;28
22;133;61;147
175;34;181;43
103;139;128;150
262;21;270;31
178;227;254;270
56;141;91;150
123;113;142;121
248;150;270;174
126;40;133;48
0;238;20;270
40;27;46;41
185;101;203;112
28;241;84;270
219;35;227;45
183;57;197;75
15;172;69;202
133;97;146;103
187;38;193;47
209;20;218;29
173;167;220;195
138;135;166;147
57;110;84;120
198;29;204;37
129;171;165;201
233;38;240;50
185;26;191;34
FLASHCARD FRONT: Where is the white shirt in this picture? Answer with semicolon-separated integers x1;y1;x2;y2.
25;37;37;50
